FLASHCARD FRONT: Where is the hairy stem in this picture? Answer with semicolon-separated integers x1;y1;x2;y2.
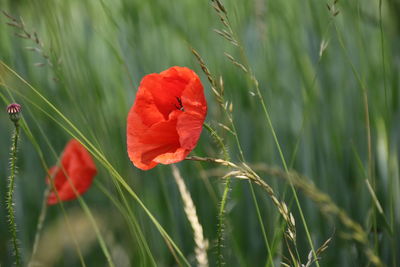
203;123;230;266
7;123;21;266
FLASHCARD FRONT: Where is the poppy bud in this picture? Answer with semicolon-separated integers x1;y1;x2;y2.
6;103;22;124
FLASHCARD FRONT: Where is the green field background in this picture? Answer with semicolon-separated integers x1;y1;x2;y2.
0;0;399;266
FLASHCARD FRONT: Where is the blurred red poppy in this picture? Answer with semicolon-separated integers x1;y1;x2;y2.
127;66;207;170
46;139;97;205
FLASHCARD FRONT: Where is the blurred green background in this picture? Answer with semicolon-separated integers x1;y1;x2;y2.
1;0;399;266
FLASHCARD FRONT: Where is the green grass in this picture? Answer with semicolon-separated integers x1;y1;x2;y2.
0;0;399;266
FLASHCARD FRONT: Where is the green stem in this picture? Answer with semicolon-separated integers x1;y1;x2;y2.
216;176;231;267
204;123;230;267
249;182;274;267
378;0;388;118
28;186;50;266
334;22;378;252
7;123;21;267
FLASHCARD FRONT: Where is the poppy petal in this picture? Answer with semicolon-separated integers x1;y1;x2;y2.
177;111;206;150
134;75;168;126
153;147;188;164
128;109;181;169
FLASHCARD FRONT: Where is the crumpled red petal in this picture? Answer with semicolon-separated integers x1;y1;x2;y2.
46;139;97;205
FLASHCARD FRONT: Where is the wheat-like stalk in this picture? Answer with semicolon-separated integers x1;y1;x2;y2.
260;166;383;267
2;11;61;74
186;156;297;244
301;237;332;267
171;165;209;267
186;156;384;266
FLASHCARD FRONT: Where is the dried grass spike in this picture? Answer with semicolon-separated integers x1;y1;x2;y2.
171;165;209;267
224;52;247;72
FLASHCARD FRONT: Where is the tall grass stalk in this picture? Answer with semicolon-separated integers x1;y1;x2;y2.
378;0;388;115
0;93;89;266
28;187;49;266
203;122;232;266
333;17;379;253
16;102;87;267
16;100;110;267
95;179;157;267
209;1;320;264
187;155;384;266
195;51;273;265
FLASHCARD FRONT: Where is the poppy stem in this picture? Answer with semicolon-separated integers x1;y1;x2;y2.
28;186;50;266
6;121;22;267
190;123;232;267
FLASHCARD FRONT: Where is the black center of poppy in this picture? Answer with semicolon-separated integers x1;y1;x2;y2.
174;97;184;111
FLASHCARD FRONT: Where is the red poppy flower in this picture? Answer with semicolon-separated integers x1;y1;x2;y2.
46;139;97;205
127;66;207;170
